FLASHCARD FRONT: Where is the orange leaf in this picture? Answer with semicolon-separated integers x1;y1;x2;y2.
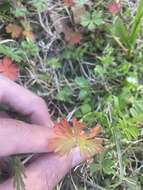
54;118;72;136
5;24;22;39
72;117;85;136
107;2;121;15
64;0;75;7
48;118;104;157
0;57;19;81
23;30;34;41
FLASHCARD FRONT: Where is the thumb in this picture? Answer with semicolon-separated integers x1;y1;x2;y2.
22;148;85;190
0;148;86;190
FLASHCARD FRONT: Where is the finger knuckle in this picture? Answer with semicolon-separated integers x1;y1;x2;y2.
32;96;47;108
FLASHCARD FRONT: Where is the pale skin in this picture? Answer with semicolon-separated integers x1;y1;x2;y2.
0;76;85;190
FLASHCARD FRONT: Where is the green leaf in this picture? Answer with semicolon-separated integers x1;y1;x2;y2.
92;11;104;26
31;0;48;12
94;65;105;77
56;86;72;102
37;74;49;81
82;112;97;123
80;12;91;27
0;1;11;12
102;159;115;175
21;41;39;57
75;77;89;89
112;17;130;48
0;44;24;62
117;115;139;140
90;163;99;174
46;58;61;68
12;7;28;17
80;103;92;114
75;0;89;5
79;89;88;100
81;10;104;30
139;176;143;185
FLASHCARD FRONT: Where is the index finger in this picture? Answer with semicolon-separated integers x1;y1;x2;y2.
0;75;53;127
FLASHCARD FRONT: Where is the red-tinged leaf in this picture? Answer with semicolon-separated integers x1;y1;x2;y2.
64;29;82;45
54;118;73;136
72;117;85;136
107;2;121;15
48;118;104;157
5;23;22;39
79;138;104;158
48;136;75;155
64;0;75;7
87;124;102;139
0;57;19;81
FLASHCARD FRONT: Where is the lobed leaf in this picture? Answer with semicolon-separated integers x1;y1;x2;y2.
48;118;104;157
0;57;19;81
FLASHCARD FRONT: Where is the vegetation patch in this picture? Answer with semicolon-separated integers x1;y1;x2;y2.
0;0;143;189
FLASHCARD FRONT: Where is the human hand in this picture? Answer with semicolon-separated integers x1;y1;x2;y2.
0;76;85;190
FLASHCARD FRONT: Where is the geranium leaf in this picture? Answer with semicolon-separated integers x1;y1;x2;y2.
0;57;19;81
48;118;104;157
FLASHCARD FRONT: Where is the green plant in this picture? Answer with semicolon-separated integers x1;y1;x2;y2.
0;44;24;62
30;0;48;12
11;157;26;190
94;47;116;80
45;58;62;69
0;0;143;189
21;40;39;57
63;45;86;61
81;10;104;30
0;1;11;13
12;7;28;17
111;0;143;53
130;0;143;48
56;86;72;102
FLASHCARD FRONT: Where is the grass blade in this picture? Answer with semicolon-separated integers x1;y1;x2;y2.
130;0;143;48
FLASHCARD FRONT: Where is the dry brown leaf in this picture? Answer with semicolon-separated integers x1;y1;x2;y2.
23;30;34;41
72;5;86;24
49;12;82;44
